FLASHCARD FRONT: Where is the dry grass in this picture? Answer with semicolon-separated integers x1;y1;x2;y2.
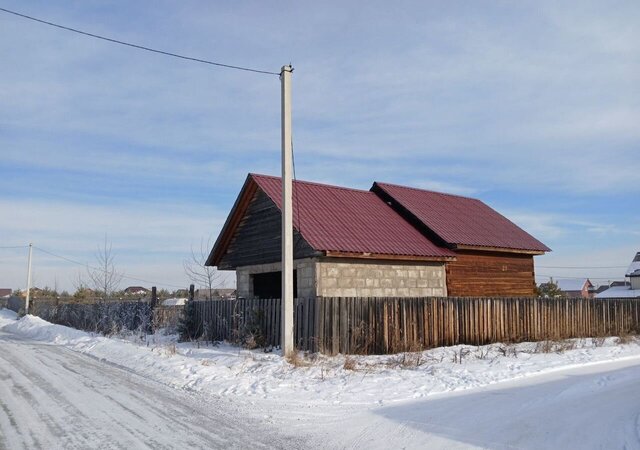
343;356;358;371
591;336;607;348
496;344;518;358
164;343;177;356
385;350;425;369
534;339;576;354
615;333;638;345
286;351;312;368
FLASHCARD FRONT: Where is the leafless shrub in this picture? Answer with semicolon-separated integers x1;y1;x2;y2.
615;331;637;345
349;322;376;355
475;346;491;359
591;336;607;348
496;344;518;358
534;339;575;354
286;351;312;368
451;347;471;364
343;356;358;371
164;343;177;356
401;352;424;368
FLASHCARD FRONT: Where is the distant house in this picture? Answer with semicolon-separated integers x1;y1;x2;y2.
0;288;11;298
556;279;594;298
627;252;640;291
123;286;149;296
206;174;550;299
596;252;640;299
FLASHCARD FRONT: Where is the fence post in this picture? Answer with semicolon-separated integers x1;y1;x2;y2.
189;284;195;302
151;286;157;308
148;286;157;333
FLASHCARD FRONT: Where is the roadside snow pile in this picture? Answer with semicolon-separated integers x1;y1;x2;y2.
2;313;89;344
2;309;640;406
0;308;18;325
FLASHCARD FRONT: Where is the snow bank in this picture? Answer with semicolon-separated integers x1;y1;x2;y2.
2;314;90;344
0;308;18;325
2;309;640;407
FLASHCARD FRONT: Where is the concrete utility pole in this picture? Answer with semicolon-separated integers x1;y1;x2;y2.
280;64;294;356
25;242;33;315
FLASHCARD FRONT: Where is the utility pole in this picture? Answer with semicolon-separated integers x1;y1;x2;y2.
25;242;33;315
280;64;294;356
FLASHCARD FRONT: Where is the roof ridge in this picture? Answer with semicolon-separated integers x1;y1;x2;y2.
250;173;374;194
374;181;479;201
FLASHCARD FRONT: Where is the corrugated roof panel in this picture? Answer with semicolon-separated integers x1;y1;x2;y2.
374;182;550;252
251;174;454;258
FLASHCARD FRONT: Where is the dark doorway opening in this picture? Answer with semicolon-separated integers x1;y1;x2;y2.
252;270;297;299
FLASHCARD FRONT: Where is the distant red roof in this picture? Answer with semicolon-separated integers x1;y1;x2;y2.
251;174;455;259
373;182;550;252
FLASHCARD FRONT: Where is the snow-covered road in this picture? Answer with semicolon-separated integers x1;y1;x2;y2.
323;358;640;449
0;331;301;450
2;309;640;450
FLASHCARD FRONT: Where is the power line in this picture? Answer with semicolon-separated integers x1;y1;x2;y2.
0;245;29;249
33;246;186;290
537;274;623;281
0;7;280;76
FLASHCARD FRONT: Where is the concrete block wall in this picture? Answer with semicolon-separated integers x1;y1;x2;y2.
236;258;316;299
316;259;447;298
237;257;447;299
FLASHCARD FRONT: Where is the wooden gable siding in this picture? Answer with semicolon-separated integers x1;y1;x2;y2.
446;250;535;297
217;189;319;270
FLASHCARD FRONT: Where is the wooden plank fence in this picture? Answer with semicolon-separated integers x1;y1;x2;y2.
189;296;640;355
193;298;317;350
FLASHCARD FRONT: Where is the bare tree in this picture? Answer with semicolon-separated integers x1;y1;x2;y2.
87;236;123;299
183;237;223;301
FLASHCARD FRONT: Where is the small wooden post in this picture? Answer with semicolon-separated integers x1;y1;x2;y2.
151;286;157;308
189;284;195;302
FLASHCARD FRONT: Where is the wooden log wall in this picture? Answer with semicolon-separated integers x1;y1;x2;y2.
218;190;318;269
446;250;536;297
190;297;640;355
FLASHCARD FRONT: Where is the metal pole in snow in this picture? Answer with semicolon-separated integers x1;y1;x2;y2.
25;243;33;315
280;65;294;356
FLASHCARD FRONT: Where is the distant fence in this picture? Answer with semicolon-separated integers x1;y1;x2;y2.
20;295;640;355
34;300;154;335
192;296;640;355
4;296;24;313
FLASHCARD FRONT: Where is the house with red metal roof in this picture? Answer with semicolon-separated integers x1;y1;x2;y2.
206;174;549;299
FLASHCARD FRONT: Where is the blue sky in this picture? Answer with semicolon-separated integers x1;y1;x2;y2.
1;1;638;291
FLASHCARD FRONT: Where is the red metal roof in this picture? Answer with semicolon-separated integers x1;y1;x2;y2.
373;182;550;252
251;174;455;258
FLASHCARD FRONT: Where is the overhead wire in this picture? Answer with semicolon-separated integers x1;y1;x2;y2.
0;6;280;76
33;246;186;290
537;274;624;281
0;245;29;249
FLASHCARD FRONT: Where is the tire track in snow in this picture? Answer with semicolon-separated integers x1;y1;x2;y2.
0;332;303;449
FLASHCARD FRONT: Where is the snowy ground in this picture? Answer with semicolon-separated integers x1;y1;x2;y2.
1;308;640;449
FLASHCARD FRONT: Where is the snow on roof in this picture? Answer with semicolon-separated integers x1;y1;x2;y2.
595;286;640;299
556;279;590;292
626;252;640;276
